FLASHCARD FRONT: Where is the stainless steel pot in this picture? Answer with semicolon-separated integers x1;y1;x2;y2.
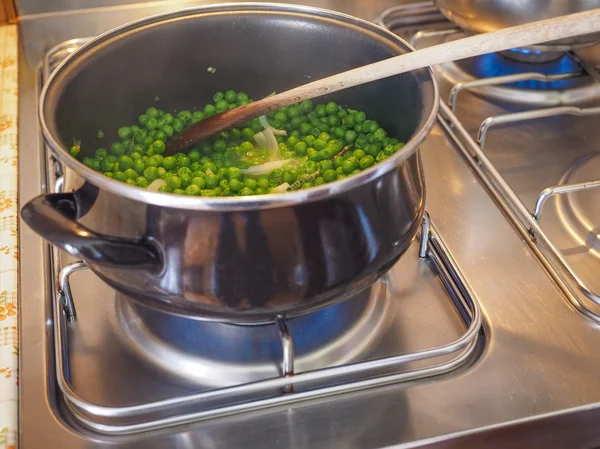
22;3;438;323
434;0;600;47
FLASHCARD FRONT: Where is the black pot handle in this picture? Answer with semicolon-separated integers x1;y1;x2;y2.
21;192;162;269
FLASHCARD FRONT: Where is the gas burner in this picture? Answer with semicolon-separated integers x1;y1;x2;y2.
556;152;600;259
377;5;600;105
499;47;566;64
112;282;392;387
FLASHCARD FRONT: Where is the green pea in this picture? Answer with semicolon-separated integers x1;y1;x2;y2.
205;174;219;189
94;148;107;159
323;169;337;182
365;144;380;158
366;120;379;134
151;140;165;154
320;148;335;160
113;171;127;182
178;111;192;125
255;187;267;195
325;102;338;114
359;155;375;169
185;184;201;196
178;167;192;177
200;189;216;197
124;156;141;173
166;175;181;190
179;156;192;167
172;118;184;133
227;167;242;180
125;178;137;186
173;188;185;195
145;117;158;131
354;135;367;149
186;113;201;126
315;104;327;117
82;156;94;168
103;172;113;178
146;107;159;118
121;168;134;179
118;155;133;171
220;90;235;104
304;135;316;147
256;176;270;190
215;99;228;113
342;160;356;174
201;162;217;174
354;111;366;123
373;128;387;142
187;149;201;162
136;176;149;188
299;122;312;136
161;156;175;171
158;185;173;193
353;149;366;160
393;142;405;153
376;151;388;163
344;130;357;144
286;106;300;119
189;177;205;189
328;116;341;127
110;142;125;156
143;166;159;181
145;157;159;168
213;139;227;153
289;116;302;130
313;139;326;151
333;127;346;139
100;158;114;172
300;100;313;113
319;160;333;172
228;178;243;192
305;161;318;173
294;141;308;156
118;127;131;140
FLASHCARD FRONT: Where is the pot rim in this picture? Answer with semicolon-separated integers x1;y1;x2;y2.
39;2;439;212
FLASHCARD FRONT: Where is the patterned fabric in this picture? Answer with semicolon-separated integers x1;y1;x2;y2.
0;24;18;449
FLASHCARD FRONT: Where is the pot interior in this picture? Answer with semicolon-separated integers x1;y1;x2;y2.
43;6;436;160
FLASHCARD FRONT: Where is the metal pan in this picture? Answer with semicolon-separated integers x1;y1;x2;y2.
21;3;438;323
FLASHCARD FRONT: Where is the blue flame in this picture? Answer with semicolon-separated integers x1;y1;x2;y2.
465;51;580;90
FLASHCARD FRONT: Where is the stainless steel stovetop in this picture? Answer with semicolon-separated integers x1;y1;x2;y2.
18;1;600;448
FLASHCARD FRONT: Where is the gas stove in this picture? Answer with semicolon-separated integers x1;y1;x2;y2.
17;1;600;448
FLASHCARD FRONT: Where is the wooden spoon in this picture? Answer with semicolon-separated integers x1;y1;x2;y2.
166;8;600;153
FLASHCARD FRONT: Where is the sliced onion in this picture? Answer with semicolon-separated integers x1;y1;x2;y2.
241;159;296;175
253;131;267;148
271;182;290;193
263;126;279;160
259;115;287;137
147;179;166;192
259;115;271;130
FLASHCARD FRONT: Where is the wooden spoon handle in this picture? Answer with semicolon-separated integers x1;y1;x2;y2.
167;8;600;153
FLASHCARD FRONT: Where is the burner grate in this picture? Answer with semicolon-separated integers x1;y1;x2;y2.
52;214;482;435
